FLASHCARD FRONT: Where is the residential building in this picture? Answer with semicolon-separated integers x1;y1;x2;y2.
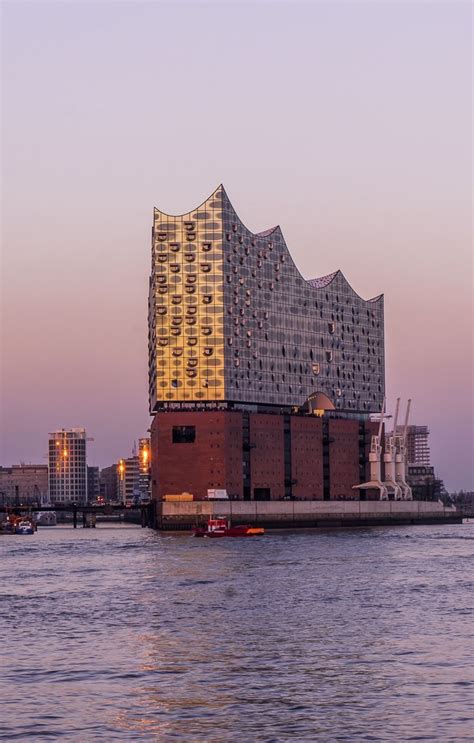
138;438;151;502
407;425;431;465
48;428;88;504
118;439;151;505
397;425;431;466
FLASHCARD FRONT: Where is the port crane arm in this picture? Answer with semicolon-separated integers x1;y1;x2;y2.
393;398;400;439
403;399;412;438
377;398;385;443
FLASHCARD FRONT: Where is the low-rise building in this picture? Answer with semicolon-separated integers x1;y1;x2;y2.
407;465;444;501
0;465;49;506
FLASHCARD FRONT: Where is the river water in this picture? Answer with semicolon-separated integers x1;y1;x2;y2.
0;523;472;742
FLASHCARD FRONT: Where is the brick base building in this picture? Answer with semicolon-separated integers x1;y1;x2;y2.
150;410;381;502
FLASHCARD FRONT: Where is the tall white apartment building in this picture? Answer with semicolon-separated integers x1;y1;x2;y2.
48;428;88;504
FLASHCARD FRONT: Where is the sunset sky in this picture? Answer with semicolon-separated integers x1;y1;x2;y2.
1;1;472;490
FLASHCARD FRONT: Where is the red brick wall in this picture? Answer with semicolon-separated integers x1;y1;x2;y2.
328;419;360;500
291;416;324;499
249;413;284;500
223;412;243;499
150;410;380;503
150;411;242;501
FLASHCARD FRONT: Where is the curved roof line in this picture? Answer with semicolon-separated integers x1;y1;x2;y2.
307;269;383;304
307;270;339;289
154;184;225;218
220;186;282;238
154;185;383;305
256;226;280;237
154;184;281;238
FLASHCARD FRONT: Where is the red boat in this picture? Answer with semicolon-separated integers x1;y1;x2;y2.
194;517;264;538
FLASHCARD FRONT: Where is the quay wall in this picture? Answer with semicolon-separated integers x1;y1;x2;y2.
155;500;462;530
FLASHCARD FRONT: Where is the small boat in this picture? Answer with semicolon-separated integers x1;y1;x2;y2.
15;519;35;535
194;517;264;538
34;511;57;527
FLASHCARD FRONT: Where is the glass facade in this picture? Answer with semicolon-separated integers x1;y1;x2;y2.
149;186;385;414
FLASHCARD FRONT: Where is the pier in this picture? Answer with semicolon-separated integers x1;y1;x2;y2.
2;500;463;532
156;499;462;531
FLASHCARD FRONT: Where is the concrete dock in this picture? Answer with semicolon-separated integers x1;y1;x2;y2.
156;499;461;531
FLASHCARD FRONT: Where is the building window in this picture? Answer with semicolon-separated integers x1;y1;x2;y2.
172;426;196;444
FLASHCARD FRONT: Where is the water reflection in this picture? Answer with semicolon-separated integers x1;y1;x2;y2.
0;524;472;741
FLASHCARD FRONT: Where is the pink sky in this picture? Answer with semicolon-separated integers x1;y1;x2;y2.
1;1;472;490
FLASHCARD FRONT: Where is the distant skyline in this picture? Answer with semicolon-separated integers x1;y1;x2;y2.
1;1;472;490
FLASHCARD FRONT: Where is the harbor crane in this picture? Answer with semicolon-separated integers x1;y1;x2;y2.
383;398;403;500
395;399;413;500
352;398;388;501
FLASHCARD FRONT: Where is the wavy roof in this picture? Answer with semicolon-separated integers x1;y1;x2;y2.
307;271;339;289
154;185;383;304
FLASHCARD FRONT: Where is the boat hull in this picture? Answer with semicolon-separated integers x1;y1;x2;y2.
194;525;264;538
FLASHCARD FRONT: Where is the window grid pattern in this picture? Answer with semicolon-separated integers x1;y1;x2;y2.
149;186;385;414
48;429;87;503
148;190;225;409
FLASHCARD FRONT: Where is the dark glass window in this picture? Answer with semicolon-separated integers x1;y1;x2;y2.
172;426;196;444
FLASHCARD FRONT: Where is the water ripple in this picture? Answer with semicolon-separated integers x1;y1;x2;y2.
0;523;473;741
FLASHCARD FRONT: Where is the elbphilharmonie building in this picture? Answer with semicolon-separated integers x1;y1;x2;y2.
148;186;385;502
149;185;384;415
